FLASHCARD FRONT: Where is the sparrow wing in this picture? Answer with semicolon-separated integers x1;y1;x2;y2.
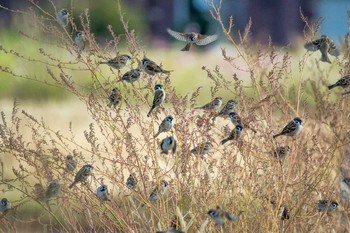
152;90;165;107
196;34;218;46
304;39;321;51
328;41;340;57
280;120;297;134
167;28;188;42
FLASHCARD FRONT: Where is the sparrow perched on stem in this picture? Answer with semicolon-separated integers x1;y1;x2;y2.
221;125;243;145
147;84;165;117
273;146;291;159
328;75;350;90
74;31;85;57
207;206;238;227
190;142;213;156
0;198;11;214
45;179;61;200
160;136;177;154
126;173;138;189
69;164;93;189
66;154;77;172
304;35;340;63
195;97;222;111
56;9;69;27
214;100;237;119
141;58;170;76
149;180;169;202
118;68;141;83
108;87;122;108
154;116;173;137
229;112;257;133
273;117;303;139
167;28;218;51
96;185;110;201
317;200;338;212
33;183;46;201
99;55;131;70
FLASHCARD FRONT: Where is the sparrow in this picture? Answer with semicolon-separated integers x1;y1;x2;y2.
149;180;169;202
118;68;141;83
99;55;131;70
32;183;46;201
96;184;110;201
74;31;85;55
273;146;291;159
214;100;237;118
141;58;170;76
126;173;138;189
195;97;222;111
328;75;350;90
0;198;11;214
45;179;61;200
154;115;173;137
229;112;257;133
108;87;122;108
270;200;290;220
317;200;338;212
207;206;238;227
66;154;77;172
56;9;69;27
273;117;303;139
69;164;93;189
190;142;213;156
160;136;177;154
147;84;165;117
166;28;218;51
221;125;243;145
304;35;340;63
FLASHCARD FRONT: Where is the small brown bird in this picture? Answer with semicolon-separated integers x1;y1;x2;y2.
32;183;46;201
147;84;166;117
118;68;141;83
221;125;243;145
154;116;173;137
0;198;11;214
69;164;93;189
149;180;169;202
108;87;122;108
273;117;303;139
66;154;77;172
160;136;177;154
167;28;218;51
141;58;170;76
229;112;257;133
56;9;69;27
214;100;237;118
45;179;61;200
195;97;222;111
126;173;138;189
190;142;213;156
304;35;340;63
273;146;291;159
99;54;131;70
328;75;350;90
207;206;238;227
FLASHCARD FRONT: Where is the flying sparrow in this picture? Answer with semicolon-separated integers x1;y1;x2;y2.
149;180;169;202
96;184;110;201
118;68;141;83
167;28;218;51
304;35;340;63
0;198;11;214
221;125;243;145
99;54;131;70
126;173;138;189
228;112;257;133
66;154;77;172
160;136;177;154
273;117;303;139
190;142;213;156
273;146;291;159
45;179;61;200
147;84;165;117
56;9;69;27
74;31;85;56
317;200;338;212
214;100;237;118
107;87;122;108
328;75;350;90
195;97;222;111
207;206;238;227
154;115;174;137
141;58;170;76
69;164;93;189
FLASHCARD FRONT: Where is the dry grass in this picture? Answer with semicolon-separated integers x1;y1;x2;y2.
0;0;350;232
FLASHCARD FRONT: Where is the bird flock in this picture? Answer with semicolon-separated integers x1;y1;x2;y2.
1;7;349;233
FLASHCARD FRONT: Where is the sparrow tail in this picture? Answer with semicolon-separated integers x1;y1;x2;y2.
320;55;331;63
69;182;76;189
328;84;336;90
221;138;229;145
181;43;191;51
154;132;160;137
273;134;281;139
147;107;155;117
